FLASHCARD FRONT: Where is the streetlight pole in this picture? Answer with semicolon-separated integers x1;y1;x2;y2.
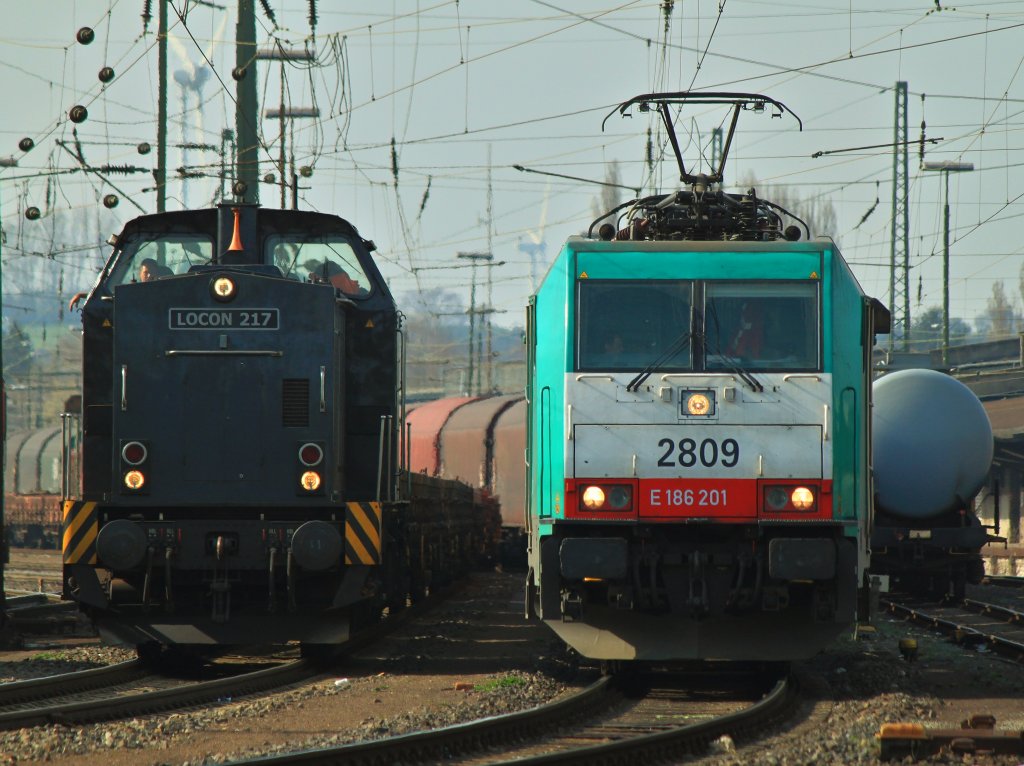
457;251;494;395
0;155;17;609
922;160;973;366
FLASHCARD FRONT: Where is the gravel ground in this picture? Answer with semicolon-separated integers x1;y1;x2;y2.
4;548;1024;766
698;604;1024;766
0;568;576;766
0;645;135;684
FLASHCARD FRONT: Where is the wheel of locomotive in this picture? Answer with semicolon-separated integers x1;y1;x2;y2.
351;587;387;632
136;641;163;666
380;536;410;612
525;571;539;620
967;557;986;586
300;642;342;665
409;566;429;603
951;566;967;601
408;537;429;603
136;642;208;674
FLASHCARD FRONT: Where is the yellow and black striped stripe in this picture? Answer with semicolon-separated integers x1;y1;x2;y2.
345;501;381;565
62;501;98;565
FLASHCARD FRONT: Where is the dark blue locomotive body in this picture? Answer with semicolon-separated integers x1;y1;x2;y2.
64;204;494;650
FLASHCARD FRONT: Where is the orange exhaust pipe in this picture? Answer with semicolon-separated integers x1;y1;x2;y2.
228;207;244;251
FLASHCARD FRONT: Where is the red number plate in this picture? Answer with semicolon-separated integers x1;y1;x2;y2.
639;478;756;519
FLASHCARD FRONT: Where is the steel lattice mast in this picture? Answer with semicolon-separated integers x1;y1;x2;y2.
890;81;910;350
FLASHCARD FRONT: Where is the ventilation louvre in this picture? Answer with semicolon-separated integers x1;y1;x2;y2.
282;379;310;427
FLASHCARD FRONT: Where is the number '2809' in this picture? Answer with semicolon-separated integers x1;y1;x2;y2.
657;437;739;468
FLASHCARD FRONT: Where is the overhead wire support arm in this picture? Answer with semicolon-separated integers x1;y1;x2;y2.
812;137;943;159
55;141;147;213
512;165;640;196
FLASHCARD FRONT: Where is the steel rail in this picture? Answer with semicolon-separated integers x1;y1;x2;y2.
7;600;87;634
0;577;465;731
4;594;52;609
982;575;1024;589
485;674;796;766
227;675;617;766
0;660;148;708
883;598;1024;661
0;659;313;731
228;672;795;766
962;597;1024;624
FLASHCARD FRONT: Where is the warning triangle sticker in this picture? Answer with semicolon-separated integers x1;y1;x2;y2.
365;319;375;328
102;319;112;327
579;271;589;279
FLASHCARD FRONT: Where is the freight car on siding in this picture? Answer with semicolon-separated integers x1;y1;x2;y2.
525;92;889;662
61;203;497;657
407;394;527;565
4;426;64;549
871;369;996;598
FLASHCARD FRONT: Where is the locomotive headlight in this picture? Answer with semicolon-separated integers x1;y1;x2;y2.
765;487;788;510
300;471;322;491
682;390;715;417
607;485;632;510
124;470;146;490
791;486;815;510
211;276;236;302
582;485;606;510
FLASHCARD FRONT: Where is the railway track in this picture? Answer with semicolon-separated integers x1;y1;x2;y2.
0;655;307;730
0;579;464;731
230;669;795;766
5;596;91;636
982;575;1024;589
883;595;1024;660
4;567;63;596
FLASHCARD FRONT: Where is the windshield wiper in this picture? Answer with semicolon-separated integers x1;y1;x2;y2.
626;331;693;392
702;301;764;392
719;353;764;393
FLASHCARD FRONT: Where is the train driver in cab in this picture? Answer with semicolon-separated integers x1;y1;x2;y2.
138;258;173;282
304;258;367;297
727;300;765;360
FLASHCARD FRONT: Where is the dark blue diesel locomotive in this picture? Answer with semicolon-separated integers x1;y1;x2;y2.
62;204;493;653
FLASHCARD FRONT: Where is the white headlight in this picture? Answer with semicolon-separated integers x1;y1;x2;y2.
791;486;815;510
582;485;605;509
212;276;236;300
124;470;145;490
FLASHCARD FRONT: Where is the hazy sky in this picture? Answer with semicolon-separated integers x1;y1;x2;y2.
2;1;1023;339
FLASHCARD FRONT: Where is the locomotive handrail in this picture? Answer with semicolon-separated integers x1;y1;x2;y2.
782;374;822;382
164;350;284;357
660;373;737;382
59;412;81;500
319;366;326;412
575;374;614;382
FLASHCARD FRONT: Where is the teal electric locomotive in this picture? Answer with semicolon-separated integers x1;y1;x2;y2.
525;93;889;661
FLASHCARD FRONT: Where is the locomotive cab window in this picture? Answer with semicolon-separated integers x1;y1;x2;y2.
577;280;693;371
268;234;373;298
704;282;820;371
107;234;213;286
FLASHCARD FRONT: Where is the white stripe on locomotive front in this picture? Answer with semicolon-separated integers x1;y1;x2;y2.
564;373;834;481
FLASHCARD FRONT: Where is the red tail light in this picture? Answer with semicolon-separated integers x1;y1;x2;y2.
298;442;324;467
121;441;148;465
